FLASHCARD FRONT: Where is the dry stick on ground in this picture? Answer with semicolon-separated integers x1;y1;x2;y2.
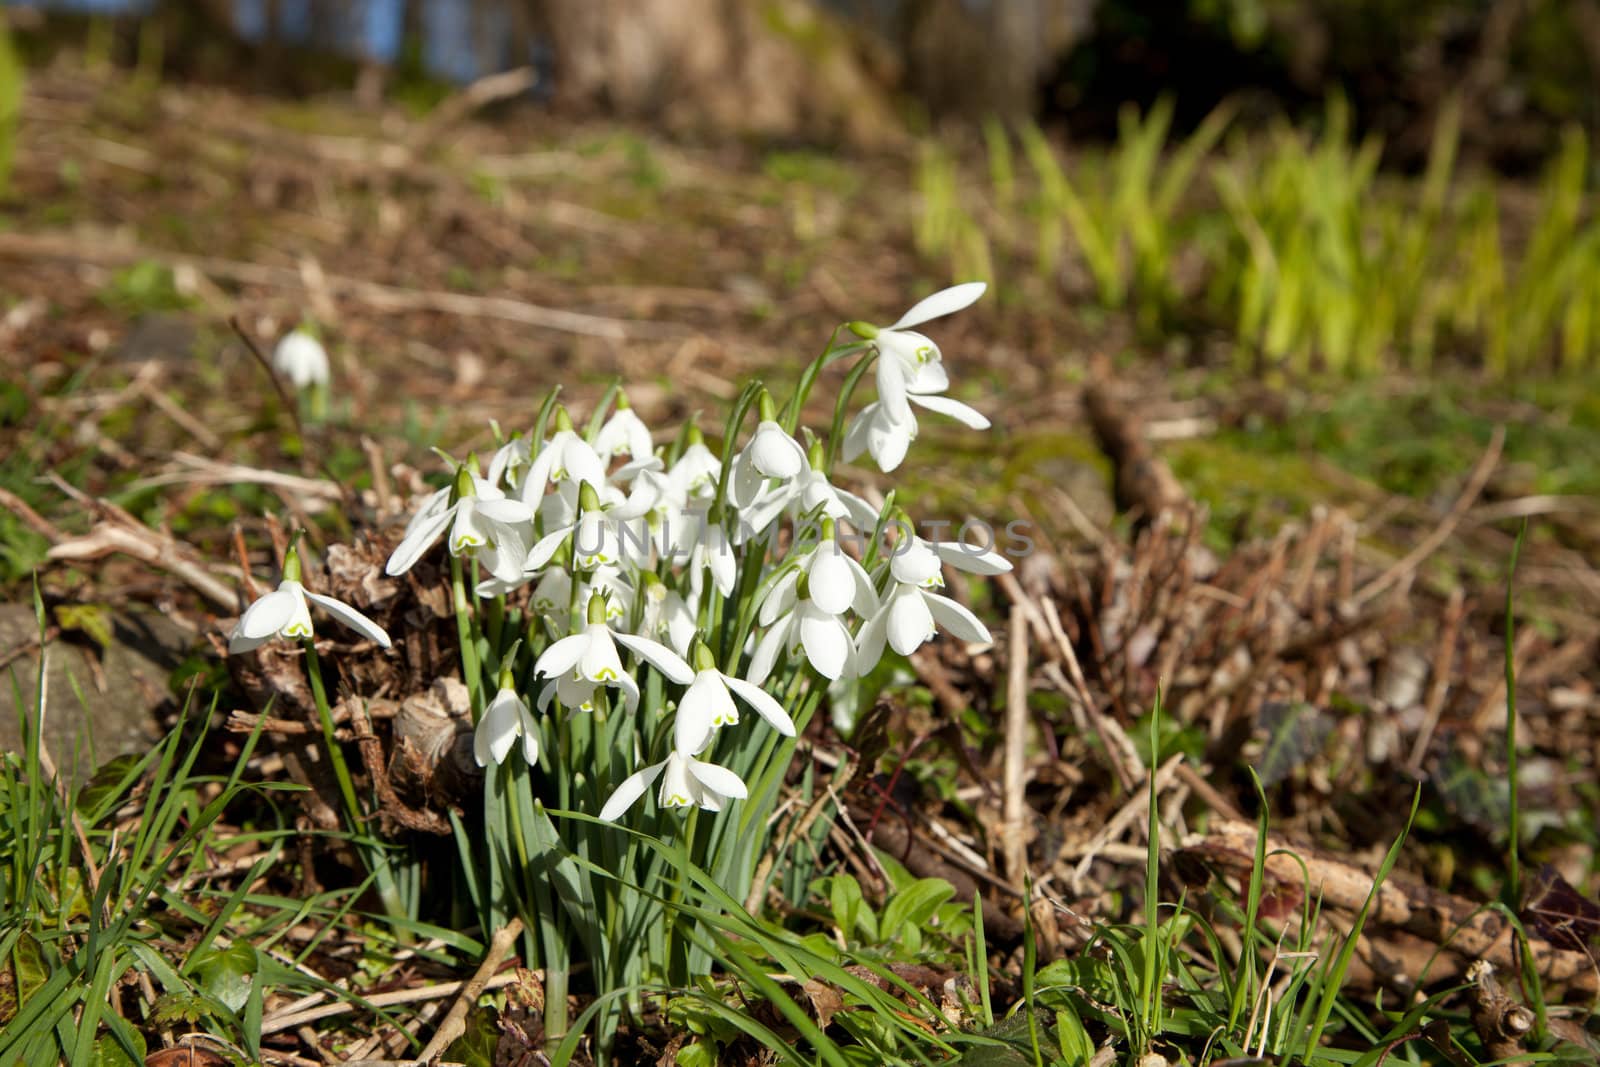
1189;820;1600;995
1069;753;1185;895
999;570;1141;793
1352;425;1505;608
0;231;680;342
44;473;241;611
1002;602;1031;889
745;755;857;914
408;66;538;153
415;917;526;1064
1407;587;1467;773
258;973;522;1036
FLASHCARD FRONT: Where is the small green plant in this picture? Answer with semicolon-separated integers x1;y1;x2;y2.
0;599;364;1063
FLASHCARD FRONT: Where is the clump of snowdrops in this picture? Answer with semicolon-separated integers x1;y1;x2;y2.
229;282;1010;1048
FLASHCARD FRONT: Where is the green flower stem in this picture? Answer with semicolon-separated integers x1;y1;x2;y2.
301;639;362;828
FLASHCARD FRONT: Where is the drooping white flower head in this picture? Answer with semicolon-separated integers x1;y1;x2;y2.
855;537;995;666
668;429;722;502
730;396;807;510
676;642;797;745
385;462;534;584
474;678;540;767
594;394;654;461
598;693;750;821
843;387;989;474
272;329;330;390
851;282;985;425
532;594;694;712
748;532;876;685
230;547;390;653
521;408;606;498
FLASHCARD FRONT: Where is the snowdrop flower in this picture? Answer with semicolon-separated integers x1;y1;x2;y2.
849;282;985;424
667;427;722;502
520;408;606;497
385;463;534;584
855;538;994;666
599;699;749;821
474;663;540;767
534;595;694;711
640;572;698;658
729;395;806;510
662;504;736;599
525;483;634;572
749;527;875;683
272;329;330;389
593;393;654;461
230;547;390;653
677;642;796;741
843;387;990;473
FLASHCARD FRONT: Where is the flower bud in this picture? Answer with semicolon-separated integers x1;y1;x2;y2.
846;320;878;340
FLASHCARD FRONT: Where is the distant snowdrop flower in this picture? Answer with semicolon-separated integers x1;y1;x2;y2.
272;329;330;389
668;429;722;501
230;547;390;653
849;282;985;424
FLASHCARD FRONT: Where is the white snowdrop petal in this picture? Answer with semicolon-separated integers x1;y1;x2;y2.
854;606;889;673
613;631;694;685
687;759;748;801
534;633;589;678
887;281;987;331
386;507;453;576
600;761;666;822
807;550;855;616
304;591;392;648
724;675;795;736
234;587;298;642
799;611;851;679
909;392;991;430
886;588;937;656
926;592;993;644
931;539;1013;575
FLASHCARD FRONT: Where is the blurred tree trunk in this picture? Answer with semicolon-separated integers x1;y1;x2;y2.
904;0;1096;118
530;0;900;143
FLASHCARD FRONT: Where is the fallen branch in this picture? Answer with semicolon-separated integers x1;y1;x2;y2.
1187;820;1599;995
0;231;683;341
416;917;525;1063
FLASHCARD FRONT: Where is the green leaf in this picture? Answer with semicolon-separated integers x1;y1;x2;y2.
879;878;955;944
53;604;115;650
76;754;144;820
192;942;256;1013
88;1032;145;1067
11;933;48;1007
675;1041;718;1067
1255;701;1333;787
444;1006;499;1067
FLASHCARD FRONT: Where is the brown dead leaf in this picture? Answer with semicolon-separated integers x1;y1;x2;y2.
146;1047;231;1067
803;978;845;1029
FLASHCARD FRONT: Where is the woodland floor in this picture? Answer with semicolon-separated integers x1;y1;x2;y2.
2;63;1599;1065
